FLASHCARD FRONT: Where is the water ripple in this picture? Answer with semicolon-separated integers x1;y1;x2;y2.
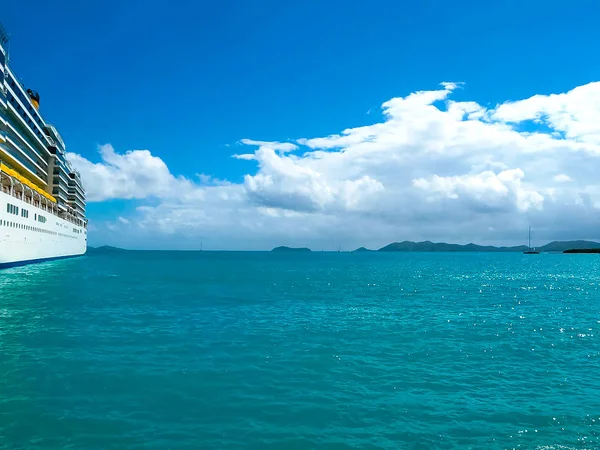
0;252;599;449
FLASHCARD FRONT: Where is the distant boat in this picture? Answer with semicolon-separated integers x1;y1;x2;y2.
524;226;540;254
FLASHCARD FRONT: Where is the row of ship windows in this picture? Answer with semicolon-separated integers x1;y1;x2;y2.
3;128;45;174
7;79;46;140
7;203;28;218
6;203;45;222
0;220;79;239
3;104;75;184
57;222;86;235
6;203;84;232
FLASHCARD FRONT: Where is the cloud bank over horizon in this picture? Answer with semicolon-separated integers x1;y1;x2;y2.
69;81;600;250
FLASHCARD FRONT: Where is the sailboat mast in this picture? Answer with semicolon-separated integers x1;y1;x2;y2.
528;226;531;249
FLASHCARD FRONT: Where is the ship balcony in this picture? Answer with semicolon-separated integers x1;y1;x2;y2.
55;189;68;201
67;195;85;208
47;136;58;152
1;167;59;215
5;86;49;149
68;188;85;202
68;183;85;197
58;171;69;184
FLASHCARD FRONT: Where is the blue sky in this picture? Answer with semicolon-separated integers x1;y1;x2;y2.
3;0;600;249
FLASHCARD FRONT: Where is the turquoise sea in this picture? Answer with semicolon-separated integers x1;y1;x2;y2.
1;251;600;449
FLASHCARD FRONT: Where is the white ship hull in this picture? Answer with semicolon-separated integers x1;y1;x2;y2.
0;190;86;268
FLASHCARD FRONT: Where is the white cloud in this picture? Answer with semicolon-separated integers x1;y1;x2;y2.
240;142;384;212
238;139;298;153
413;169;544;212
553;174;572;183
69;81;600;249
490;82;600;145
67;144;193;202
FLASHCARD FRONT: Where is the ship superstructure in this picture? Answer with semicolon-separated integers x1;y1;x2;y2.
0;22;87;267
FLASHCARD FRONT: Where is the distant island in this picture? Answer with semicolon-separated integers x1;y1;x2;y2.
87;245;127;253
89;241;600;254
352;240;600;253
271;246;311;253
352;247;374;253
563;248;600;254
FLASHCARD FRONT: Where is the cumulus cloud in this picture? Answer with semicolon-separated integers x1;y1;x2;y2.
553;174;572;183
490;82;600;145
413;169;544;212
67;144;193;202
239;141;384;212
69;81;600;249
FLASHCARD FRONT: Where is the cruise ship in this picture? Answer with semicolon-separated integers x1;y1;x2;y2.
0;23;87;268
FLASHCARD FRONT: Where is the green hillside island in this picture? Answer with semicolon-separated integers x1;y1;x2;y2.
352;240;600;253
271;246;312;253
86;246;127;253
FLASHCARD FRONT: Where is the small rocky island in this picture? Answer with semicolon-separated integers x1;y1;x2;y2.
563;248;600;254
87;245;126;253
271;246;311;253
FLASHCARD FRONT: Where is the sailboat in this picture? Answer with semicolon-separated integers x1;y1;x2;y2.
523;226;540;254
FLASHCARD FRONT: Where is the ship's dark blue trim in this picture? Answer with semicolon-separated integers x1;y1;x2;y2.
0;253;85;270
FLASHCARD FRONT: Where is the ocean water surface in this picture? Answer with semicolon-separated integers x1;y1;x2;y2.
1;251;600;449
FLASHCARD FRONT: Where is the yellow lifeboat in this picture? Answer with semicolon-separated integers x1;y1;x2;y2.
0;162;56;203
